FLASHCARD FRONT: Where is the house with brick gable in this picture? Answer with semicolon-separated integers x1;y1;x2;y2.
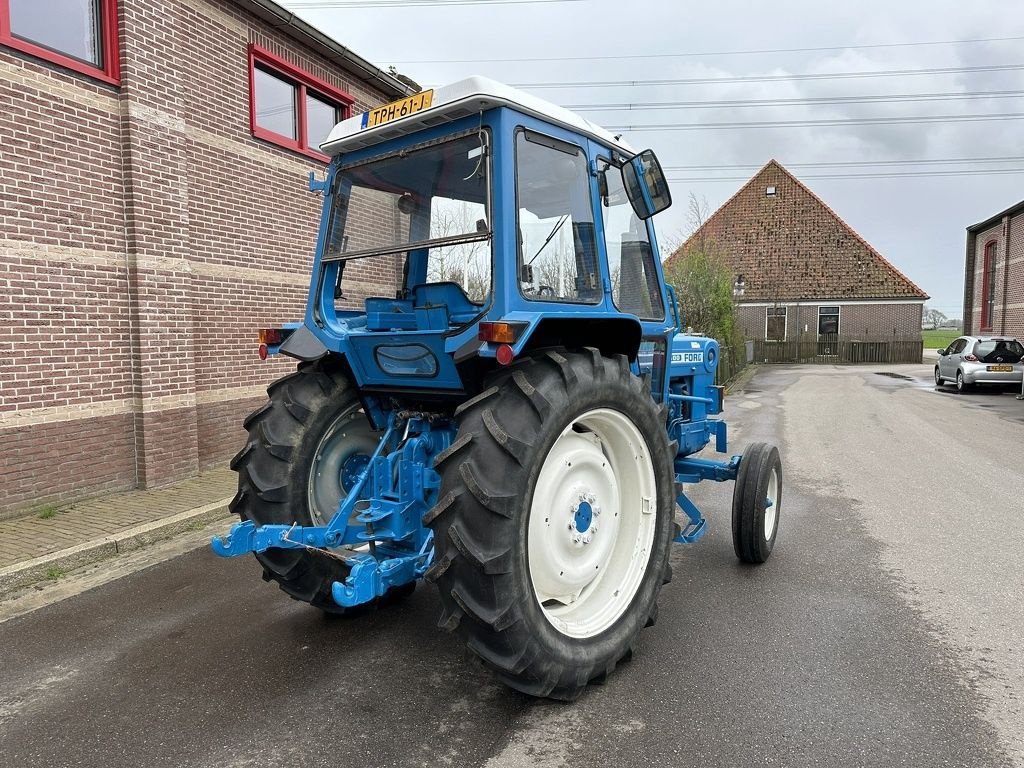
666;160;928;363
0;0;414;515
963;199;1024;340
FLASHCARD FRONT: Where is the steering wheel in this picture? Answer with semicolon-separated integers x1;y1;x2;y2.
537;285;556;298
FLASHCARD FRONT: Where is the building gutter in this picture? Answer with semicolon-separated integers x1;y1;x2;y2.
967;198;1024;234
233;0;415;99
963;229;976;335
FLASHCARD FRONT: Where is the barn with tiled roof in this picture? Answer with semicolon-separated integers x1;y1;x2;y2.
666;160;928;355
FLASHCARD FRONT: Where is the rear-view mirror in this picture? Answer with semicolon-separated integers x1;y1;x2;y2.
937;348;947;355
622;149;672;220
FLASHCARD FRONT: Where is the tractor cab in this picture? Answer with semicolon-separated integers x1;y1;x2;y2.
272;77;676;400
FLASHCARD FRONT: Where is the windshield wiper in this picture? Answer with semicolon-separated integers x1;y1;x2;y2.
527;215;569;266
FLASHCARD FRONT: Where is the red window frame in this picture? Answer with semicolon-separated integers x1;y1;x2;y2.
248;45;354;162
980;239;997;331
0;0;120;85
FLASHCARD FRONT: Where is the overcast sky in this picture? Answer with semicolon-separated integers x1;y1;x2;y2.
281;0;1024;318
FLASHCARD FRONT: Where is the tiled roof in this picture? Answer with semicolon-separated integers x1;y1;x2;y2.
668;160;928;301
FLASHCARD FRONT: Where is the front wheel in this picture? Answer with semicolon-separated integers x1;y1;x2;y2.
934;367;944;388
732;442;782;564
426;349;676;700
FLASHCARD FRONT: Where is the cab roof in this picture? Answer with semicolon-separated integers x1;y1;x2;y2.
320;75;635;157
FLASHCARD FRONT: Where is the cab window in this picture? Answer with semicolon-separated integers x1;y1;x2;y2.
515;130;599;303
599;159;665;320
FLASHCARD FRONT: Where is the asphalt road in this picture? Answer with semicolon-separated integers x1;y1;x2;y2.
1;363;1021;768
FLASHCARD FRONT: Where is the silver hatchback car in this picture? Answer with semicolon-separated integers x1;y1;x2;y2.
935;336;1024;392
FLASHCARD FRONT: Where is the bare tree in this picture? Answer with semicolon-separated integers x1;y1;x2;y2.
663;193;740;346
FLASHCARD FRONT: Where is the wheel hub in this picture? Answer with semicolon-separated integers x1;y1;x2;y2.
340;453;371;494
570;492;601;545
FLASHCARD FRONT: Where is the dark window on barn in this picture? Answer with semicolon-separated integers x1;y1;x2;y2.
818;306;840;336
1;0;119;83
766;306;786;340
981;240;997;331
248;45;353;161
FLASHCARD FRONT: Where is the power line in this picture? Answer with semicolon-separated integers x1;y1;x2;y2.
512;63;1024;89
567;90;1024;112
288;0;580;7
668;167;1024;182
610;112;1024;132
378;34;1024;65
663;156;1024;171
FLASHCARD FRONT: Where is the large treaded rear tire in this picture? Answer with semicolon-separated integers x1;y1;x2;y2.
425;349;676;700
230;359;397;613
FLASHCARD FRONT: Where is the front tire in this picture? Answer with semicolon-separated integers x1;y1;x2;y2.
731;442;782;564
426;349;676;700
934;367;944;388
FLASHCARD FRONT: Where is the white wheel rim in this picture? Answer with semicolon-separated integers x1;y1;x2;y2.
764;467;779;540
307;406;378;526
527;408;658;639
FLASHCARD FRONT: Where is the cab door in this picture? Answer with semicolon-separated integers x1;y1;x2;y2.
592;153;672;400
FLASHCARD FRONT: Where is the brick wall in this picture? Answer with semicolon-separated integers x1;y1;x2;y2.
1008;213;1024;339
736;302;924;342
0;0;403;515
964;214;1023;339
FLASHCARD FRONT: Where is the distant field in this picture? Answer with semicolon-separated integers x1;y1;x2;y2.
921;329;960;349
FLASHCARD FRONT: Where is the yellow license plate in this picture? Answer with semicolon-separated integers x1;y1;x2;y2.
362;90;434;128
988;365;1013;372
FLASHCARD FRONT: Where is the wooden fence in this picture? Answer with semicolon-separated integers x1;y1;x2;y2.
716;341;751;385
751;337;923;365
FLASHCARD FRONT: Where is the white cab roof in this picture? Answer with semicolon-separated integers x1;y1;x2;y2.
321;75;635;157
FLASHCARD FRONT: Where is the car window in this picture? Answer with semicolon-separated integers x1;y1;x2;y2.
948;339;965;354
973;340;1024;363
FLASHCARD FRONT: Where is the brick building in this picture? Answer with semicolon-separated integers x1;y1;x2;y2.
963;199;1024;339
0;0;412;515
667;160;927;362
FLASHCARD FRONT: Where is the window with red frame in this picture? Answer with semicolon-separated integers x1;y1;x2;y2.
0;0;119;84
249;46;353;161
980;240;998;330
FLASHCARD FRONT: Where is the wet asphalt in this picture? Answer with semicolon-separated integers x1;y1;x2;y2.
0;364;1018;768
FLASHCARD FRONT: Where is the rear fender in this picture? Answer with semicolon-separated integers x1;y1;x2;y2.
517;316;643;361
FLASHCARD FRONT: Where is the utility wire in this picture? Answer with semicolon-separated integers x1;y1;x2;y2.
567;90;1024;112
513;63;1024;89
663;156;1024;171
610;112;1024;132
668;168;1024;182
377;34;1024;64
288;0;580;7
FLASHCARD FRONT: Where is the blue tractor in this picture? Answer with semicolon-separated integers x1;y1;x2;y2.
213;77;782;700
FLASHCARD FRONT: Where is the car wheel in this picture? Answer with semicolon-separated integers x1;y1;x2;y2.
956;370;971;393
934;367;943;387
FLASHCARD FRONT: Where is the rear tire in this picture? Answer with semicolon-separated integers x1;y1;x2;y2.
731;442;782;564
426;349;676;700
956;370;971;394
231;359;408;613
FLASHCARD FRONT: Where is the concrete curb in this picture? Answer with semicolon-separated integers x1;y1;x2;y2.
0;498;233;597
724;363;760;395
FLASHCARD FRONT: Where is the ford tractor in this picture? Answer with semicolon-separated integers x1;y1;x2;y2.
212;77;783;700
